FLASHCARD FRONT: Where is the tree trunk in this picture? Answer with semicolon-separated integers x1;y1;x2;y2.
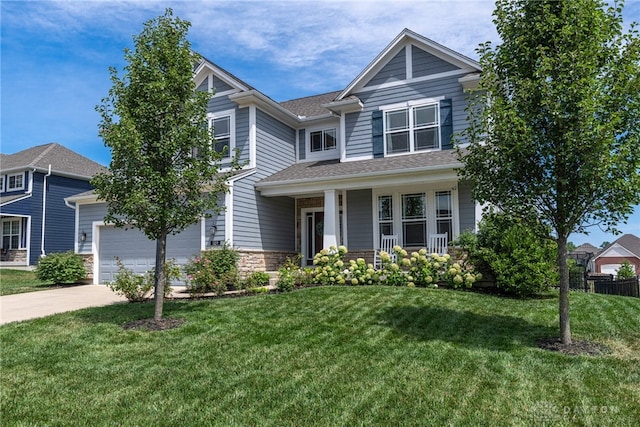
557;233;571;344
154;231;167;321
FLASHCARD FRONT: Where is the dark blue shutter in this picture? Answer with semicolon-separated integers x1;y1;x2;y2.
440;98;453;150
372;110;384;158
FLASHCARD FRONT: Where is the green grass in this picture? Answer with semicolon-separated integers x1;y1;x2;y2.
0;269;55;295
1;287;639;426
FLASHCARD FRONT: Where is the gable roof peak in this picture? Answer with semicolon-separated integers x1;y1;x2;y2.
337;28;481;100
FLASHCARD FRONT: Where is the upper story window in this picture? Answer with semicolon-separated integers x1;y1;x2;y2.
6;173;24;191
208;110;235;159
383;101;440;155
310;128;337;153
304;125;340;162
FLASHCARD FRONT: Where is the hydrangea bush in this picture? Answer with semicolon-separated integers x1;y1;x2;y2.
298;244;481;290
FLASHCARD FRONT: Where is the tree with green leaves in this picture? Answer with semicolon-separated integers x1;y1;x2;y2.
459;0;640;344
93;9;238;321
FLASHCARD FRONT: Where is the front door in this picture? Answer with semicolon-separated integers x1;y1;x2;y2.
302;209;324;266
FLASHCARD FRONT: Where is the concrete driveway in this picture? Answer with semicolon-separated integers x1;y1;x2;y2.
0;285;128;325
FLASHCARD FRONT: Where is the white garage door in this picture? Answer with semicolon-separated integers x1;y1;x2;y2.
98;224;201;284
600;264;621;275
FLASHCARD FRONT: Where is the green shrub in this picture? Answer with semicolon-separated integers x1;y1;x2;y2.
108;258;152;302
34;251;86;284
616;261;636;279
276;266;295;292
184;243;240;296
456;211;558;297
244;271;271;288
108;258;177;302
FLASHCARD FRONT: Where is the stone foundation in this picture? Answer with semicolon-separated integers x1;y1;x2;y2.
237;249;299;273
0;249;28;265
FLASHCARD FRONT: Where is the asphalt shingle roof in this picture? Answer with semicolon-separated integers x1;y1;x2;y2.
258;150;462;186
279;91;342;118
604;234;640;258
1;143;106;179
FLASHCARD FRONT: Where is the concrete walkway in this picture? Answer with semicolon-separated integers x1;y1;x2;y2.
0;285;129;325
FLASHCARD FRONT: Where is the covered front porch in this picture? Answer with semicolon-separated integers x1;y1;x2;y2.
0;214;30;266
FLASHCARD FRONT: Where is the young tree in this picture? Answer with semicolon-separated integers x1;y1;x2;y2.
459;0;640;344
93;9;237;321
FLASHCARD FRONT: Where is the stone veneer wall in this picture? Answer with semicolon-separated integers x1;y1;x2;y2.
237;249;299;272
82;254;94;280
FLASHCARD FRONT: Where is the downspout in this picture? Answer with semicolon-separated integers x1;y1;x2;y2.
40;164;52;257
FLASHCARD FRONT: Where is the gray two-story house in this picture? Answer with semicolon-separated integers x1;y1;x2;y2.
67;29;482;284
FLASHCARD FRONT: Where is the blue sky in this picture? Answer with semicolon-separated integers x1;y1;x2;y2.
1;0;639;246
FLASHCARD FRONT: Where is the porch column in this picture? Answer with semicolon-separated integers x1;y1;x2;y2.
323;189;339;249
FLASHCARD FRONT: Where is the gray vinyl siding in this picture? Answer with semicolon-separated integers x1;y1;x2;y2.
232;109;296;250
208;95;236;114
197;79;208;92
346;189;373;250
77;203;108;254
412;45;460;77
205;201;226;247
346;75;470;158
458;180;476;233
235;107;250;162
365;48;406;87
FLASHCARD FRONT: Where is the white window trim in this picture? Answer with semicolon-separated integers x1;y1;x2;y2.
207;109;236;159
381;98;443;157
1;218;23;249
372;184;459;248
305;125;340;161
7;173;25;191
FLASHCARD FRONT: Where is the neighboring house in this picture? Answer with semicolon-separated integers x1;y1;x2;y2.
568;243;600;272
593;234;640;275
66;29;483;284
0;143;106;266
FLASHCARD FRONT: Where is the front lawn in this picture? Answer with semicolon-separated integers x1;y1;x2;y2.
1;287;638;425
0;269;52;295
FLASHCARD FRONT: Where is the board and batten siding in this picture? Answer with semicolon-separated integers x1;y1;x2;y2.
345;74;470;159
346;189;373;250
365;48;406;87
231;109;296;250
411;45;460;78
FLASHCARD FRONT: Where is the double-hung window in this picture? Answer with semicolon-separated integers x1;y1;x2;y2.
208;110;235;159
2;219;21;249
384;101;440;155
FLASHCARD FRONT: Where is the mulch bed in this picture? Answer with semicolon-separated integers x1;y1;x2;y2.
123;318;185;331
537;338;609;356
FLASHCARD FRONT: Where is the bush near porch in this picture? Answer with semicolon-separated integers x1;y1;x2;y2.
277;245;481;292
